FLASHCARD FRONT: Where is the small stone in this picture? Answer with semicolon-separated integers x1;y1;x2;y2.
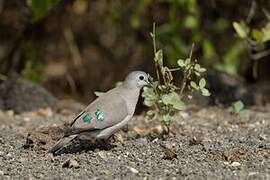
6;110;14;116
162;143;177;160
151;125;163;134
138;138;148;145
23;117;31;122
62;159;79;168
97;151;107;159
259;134;267;141
190;136;203;145
230;162;241;167
126;166;139;174
248;172;258;176
38;107;53;117
6;153;12;157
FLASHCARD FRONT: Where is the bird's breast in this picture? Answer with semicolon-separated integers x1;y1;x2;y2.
120;88;141;115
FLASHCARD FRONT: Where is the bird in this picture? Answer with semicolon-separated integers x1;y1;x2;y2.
48;71;149;154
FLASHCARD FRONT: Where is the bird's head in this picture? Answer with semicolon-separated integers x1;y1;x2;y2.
123;71;149;89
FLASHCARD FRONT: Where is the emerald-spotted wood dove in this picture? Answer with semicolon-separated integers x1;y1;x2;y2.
48;71;149;154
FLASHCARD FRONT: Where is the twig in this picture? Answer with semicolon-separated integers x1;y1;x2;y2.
66;73;77;95
152;23;157;56
151;23;160;81
249;48;270;60
64;27;83;67
246;0;256;23
252;60;258;79
263;8;270;21
169;67;181;72
189;43;195;61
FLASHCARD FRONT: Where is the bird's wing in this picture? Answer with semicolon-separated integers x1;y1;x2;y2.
67;89;129;135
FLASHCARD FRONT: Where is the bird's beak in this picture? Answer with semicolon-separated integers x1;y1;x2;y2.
144;79;152;86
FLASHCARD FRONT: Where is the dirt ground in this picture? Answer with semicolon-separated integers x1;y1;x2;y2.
0;104;269;180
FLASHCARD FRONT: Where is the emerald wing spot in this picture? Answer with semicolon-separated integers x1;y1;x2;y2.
82;114;93;123
95;109;104;121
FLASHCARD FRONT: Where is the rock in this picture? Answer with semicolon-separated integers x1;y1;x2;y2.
6;110;14;116
189;136;203;146
161;143;177;160
37;107;53;117
97;151;107;159
0;78;59;113
62;159;80;168
230;162;241;167
126;166;139;174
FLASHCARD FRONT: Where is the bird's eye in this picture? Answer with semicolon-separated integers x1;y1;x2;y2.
139;75;144;80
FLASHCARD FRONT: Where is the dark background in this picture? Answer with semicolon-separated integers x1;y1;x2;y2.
0;0;270;104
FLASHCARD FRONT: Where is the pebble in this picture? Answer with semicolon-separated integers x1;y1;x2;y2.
126;166;139;174
230;162;241;167
62;159;80;168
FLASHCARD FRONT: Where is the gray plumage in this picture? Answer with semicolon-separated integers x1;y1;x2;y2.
48;71;149;154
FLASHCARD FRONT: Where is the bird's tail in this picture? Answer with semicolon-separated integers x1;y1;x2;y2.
48;134;77;154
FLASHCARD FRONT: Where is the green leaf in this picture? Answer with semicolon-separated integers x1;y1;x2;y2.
233;22;250;38
94;91;105;97
173;99;186;110
195;64;206;73
190;81;199;90
239;109;251;118
160;114;172;123
262;23;270;42
233;100;244;113
199;78;206;89
201;88;211;96
194;71;201;76
198;67;207;73
177;59;185;67
142;87;155;97
203;40;217;60
27;0;60;22
146;110;156;120
161;92;186;110
185;58;191;65
144;99;155;107
175;115;184;124
161;94;172;105
194;64;201;71
251;29;264;42
154;49;163;67
184;15;198;29
142;87;157;107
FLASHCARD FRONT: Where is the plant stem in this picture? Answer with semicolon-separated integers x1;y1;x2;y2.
189;43;195;61
179;43;195;97
169;67;181;71
152;22;160;81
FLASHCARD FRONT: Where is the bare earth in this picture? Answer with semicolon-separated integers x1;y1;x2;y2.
0;105;269;180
